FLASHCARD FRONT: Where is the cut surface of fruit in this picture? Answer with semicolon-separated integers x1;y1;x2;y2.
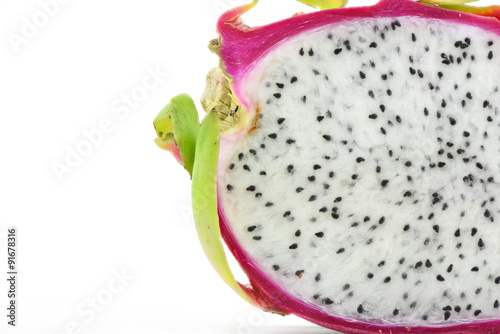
216;1;500;330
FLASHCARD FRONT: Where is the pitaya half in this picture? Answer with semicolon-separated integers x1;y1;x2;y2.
154;0;500;332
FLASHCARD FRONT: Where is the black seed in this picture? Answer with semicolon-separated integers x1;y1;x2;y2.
426;260;432;268
488;51;493;60
315;232;324;238
287;165;294;173
295;270;304;277
484;100;490;108
381;180;389;187
359;71;366;79
463;131;470;137
317;116;324;122
476;162;484;169
380;127;386;135
437;275;445;281
449;118;456;126
495;277;500;284
273;93;281;99
229;163;235;170
474;310;482;316
444;311;451;321
403;225;410;231
332;213;339;219
376;166;381;173
295;230;301;237
243;164;251;171
351;174;358;180
308;176;316;182
438;162;446;168
277;118;285;124
273;265;280;271
323;135;332;141
342;284;350;291
283;211;291;217
381;74;388;80
471;266;479;272
415;261;423;269
291;77;298;83
247;225;257;232
265;202;274;207
299;48;304;56
308;195;317;202
471;228;477;236
403;191;412;197
319;207;327;213
368;90;375;98
302;96;307;103
289;243;298;249
246;185;256;192
495;300;499;308
324;298;333;305
369;114;378;119
296;187;303;193
384;276;391;283
380;104;386;112
315;273;321;282
478;238;485;248
409;67;416;75
410;301;417;308
268;133;277;139
378;261;385;267
227;184;233;191
337;248;345;254
253;236;262;240
379;216;385;224
308;48;314;56
455;306;461;312
334;48;343;55
488;177;494;182
357;304;364;313
334;197;342;203
369;42;377;48
286;139;296;144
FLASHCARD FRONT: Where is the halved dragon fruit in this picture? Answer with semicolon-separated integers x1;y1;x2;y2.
154;0;500;332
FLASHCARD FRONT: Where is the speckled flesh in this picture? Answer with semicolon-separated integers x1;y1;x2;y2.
215;0;500;333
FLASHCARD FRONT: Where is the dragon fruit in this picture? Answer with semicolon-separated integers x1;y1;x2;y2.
154;0;500;332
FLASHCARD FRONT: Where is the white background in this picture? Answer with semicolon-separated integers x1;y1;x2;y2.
0;0;497;333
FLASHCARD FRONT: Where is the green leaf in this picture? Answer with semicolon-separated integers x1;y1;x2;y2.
153;94;200;176
296;0;348;10
191;111;256;306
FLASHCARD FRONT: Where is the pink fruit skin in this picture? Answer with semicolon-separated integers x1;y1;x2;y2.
216;0;500;333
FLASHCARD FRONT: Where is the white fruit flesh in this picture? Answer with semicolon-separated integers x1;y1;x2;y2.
218;16;500;325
